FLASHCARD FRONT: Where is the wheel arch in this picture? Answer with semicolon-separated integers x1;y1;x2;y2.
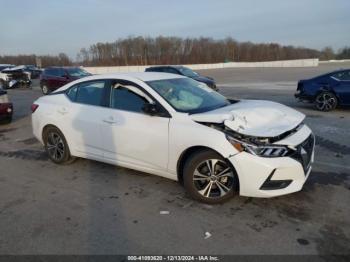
315;88;340;104
316;86;339;100
176;146;239;190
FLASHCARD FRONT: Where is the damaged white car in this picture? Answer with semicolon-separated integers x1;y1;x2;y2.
0;65;31;89
32;73;315;203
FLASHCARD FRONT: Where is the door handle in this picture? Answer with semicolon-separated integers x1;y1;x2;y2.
103;117;117;124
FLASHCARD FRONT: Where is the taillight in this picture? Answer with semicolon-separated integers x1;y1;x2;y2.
31;104;39;113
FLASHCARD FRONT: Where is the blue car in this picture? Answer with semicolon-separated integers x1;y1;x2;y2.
145;65;218;91
295;69;350;111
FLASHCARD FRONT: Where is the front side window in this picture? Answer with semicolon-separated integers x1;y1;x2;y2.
74;81;105;106
110;82;150;113
147;78;230;114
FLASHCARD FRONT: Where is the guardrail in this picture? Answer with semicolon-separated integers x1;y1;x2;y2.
319;59;350;64
84;58;319;74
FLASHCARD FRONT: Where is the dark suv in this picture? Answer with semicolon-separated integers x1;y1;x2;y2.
40;67;91;94
145;66;218;91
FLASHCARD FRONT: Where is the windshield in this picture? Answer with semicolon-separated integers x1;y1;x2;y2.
178;67;199;78
147;78;230;114
66;68;91;77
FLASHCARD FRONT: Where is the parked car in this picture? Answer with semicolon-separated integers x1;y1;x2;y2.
0;64;14;72
0;66;31;89
145;65;218;91
0;88;13;123
295;69;350;111
40;67;91;95
32;73;315;204
19;65;42;79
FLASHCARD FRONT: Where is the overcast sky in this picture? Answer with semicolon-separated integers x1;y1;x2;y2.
1;0;349;58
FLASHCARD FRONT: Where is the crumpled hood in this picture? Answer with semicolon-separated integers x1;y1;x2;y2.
191;100;305;137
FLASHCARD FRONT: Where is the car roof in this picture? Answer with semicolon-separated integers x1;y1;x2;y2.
45;66;81;69
88;72;185;81
148;65;185;69
53;72;186;93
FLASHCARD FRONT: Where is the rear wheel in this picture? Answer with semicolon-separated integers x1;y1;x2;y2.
183;150;238;204
315;92;337;111
43;126;75;164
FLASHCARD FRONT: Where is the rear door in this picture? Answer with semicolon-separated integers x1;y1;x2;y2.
61;79;109;158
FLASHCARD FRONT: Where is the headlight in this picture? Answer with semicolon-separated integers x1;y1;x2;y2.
226;134;294;158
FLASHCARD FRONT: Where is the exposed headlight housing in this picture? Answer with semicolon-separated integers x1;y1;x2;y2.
226;134;294;158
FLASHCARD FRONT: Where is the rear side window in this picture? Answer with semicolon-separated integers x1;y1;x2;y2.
164;67;179;74
67;81;106;106
66;86;78;101
45;68;65;77
332;71;350;81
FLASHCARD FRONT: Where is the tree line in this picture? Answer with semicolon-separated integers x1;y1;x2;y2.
1;36;349;67
0;53;71;67
76;37;350;66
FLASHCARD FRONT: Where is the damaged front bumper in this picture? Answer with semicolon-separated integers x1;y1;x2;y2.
228;124;315;198
1;71;31;89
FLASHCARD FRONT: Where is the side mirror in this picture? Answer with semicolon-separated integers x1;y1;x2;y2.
142;102;159;116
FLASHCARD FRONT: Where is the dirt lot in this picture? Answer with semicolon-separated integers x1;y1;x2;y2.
0;63;349;256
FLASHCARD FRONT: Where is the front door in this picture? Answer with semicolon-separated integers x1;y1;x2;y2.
101;80;170;172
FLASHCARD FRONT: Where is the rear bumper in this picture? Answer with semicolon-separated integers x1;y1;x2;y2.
295;90;314;102
229;125;314;198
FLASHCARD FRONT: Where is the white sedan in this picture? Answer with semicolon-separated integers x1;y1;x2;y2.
32;72;315;204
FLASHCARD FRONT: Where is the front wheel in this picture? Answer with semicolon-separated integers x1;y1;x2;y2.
315;92;338;111
183;150;238;204
43;126;75;164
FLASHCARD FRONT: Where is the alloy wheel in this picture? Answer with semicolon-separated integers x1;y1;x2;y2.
193;159;234;198
315;93;337;111
46;131;65;161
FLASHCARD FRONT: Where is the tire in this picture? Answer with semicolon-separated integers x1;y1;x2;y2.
0;117;12;125
5;116;12;124
43;126;75;164
0;80;7;89
183;149;238;204
315;91;338;111
41;84;50;95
